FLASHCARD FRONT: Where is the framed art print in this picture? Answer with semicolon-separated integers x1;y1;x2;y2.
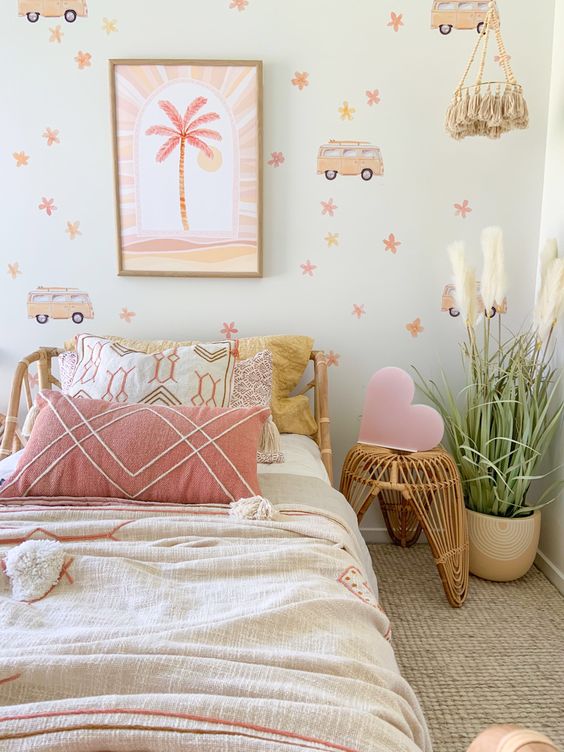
110;59;262;277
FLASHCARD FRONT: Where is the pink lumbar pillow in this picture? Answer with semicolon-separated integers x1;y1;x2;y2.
0;391;269;505
358;367;444;452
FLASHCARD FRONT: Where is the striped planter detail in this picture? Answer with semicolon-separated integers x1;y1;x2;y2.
467;509;541;582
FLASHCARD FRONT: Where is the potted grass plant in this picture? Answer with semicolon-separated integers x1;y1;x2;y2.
417;229;564;581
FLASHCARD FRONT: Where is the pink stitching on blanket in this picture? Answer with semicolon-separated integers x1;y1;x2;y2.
0;673;21;687
0;520;134;546
338;566;392;641
0;707;361;752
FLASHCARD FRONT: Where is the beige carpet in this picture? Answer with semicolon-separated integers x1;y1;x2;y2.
368;544;564;752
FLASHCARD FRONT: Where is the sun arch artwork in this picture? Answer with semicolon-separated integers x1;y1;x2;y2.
110;60;262;277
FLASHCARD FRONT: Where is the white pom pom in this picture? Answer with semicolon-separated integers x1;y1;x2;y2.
4;540;65;602
229;496;275;520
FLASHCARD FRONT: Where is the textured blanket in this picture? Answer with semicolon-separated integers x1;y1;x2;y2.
0;475;431;751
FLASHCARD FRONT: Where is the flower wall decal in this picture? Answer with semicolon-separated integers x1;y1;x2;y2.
75;51;92;70
292;72;309;90
388;12;404;32
7;263;22;280
326;351;340;367
325;232;339;247
321;198;337;216
43;128;60;147
405;318;424;337
38;198;57;216
338;101;356;120
352;304;366;319
454;199;472;218
366;89;381;106
13;152;29;167
221;322;239;339
383;233;401;254
49;26;63;43
65;221;81;240
119;308;136;323
268;151;285;167
103;18;118;34
229;0;248;10
301;260;317;276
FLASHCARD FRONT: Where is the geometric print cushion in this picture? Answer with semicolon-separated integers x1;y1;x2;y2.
66;334;236;408
231;350;284;464
0;391;269;505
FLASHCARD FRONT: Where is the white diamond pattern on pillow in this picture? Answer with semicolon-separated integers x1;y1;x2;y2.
66;335;236;408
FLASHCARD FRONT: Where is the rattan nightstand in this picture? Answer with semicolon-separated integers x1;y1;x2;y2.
340;443;469;607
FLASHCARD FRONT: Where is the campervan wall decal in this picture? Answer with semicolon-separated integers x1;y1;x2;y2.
441;282;507;318
27;287;94;324
317;141;384;181
18;0;88;23
431;1;493;35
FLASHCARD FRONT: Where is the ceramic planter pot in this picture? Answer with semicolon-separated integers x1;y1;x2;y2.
467;508;541;582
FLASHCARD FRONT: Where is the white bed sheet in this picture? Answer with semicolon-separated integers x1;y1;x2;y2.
259;433;330;483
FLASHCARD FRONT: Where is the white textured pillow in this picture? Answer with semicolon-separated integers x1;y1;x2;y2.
231;350;284;464
67;334;236;407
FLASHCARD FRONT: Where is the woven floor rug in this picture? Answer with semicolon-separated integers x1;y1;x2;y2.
368;544;564;752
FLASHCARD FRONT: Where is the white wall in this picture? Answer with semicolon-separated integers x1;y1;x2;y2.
0;0;557;539
537;1;564;591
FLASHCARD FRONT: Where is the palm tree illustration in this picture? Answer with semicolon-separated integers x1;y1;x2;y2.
146;97;222;231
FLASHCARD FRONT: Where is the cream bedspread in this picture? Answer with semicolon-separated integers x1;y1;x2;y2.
0;475;431;752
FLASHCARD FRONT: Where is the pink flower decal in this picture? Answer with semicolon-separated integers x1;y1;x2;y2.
221;321;239;339
366;89;381;106
326;351;340;367
352;304;366;319
268;151;285;167
38;197;57;216
383;233;401;254
43;128;60;146
49;25;63;43
75;51;92;70
28;372;39;390
292;72;309;90
13;152;29;167
388;12;404;31
406;318;424;337
120;308;136;323
494;53;511;66
321;198;337;216
229;0;248;10
7;262;22;280
300;260;317;276
454;199;472;218
66;221;81;240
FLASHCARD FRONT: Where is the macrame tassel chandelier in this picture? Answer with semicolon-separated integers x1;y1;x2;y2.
445;0;528;140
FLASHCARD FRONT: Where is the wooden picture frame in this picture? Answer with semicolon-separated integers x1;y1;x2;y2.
110;59;263;278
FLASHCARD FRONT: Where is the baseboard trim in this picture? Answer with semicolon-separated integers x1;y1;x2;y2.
359;527;391;544
535;550;564;594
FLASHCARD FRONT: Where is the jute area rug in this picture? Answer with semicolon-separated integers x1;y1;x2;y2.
368;544;564;752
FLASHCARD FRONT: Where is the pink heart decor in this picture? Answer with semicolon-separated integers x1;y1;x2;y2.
358;367;444;452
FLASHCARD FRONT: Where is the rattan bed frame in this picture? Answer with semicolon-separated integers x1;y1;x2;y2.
0;348;334;484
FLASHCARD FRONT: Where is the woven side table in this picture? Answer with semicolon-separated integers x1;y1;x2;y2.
340;443;469;608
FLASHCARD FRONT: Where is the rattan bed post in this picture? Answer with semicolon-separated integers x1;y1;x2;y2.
311;351;333;485
0;347;61;459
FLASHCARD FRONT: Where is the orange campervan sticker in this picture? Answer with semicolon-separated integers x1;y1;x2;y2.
27;287;94;325
18;0;88;23
317;140;384;182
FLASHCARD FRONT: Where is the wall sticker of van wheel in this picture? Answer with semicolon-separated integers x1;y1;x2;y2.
431;1;494;35
441;282;507;318
317;140;384;181
18;0;88;23
28;287;94;324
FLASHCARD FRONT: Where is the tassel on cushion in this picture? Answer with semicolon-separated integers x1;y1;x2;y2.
21;404;41;440
229;496;275;520
257;416;284;463
4;540;65;602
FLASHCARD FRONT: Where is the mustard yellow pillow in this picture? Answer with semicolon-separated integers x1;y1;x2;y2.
64;334;317;436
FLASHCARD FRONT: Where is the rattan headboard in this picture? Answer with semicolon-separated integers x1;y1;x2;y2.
0;347;333;484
